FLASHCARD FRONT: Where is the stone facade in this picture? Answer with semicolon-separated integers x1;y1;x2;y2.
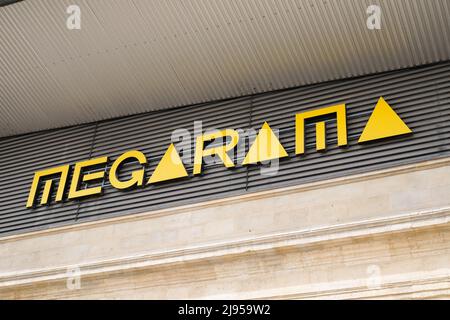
1;158;449;299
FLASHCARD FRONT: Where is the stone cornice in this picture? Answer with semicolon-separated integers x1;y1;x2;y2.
210;269;450;300
0;205;449;288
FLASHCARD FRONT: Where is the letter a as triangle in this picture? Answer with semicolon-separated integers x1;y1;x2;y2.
148;144;188;184
243;122;288;165
358;97;412;143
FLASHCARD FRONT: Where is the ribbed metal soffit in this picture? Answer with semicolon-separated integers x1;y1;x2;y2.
0;0;449;137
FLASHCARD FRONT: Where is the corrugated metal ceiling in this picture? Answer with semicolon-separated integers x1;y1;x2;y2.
0;0;449;137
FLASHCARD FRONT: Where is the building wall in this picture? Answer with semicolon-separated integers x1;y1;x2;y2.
1;63;449;299
1;158;449;299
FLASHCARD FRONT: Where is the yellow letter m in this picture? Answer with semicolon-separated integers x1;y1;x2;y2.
26;165;70;208
295;104;348;155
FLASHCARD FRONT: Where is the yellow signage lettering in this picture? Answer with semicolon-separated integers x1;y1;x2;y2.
109;150;147;189
26;165;70;208
68;156;108;199
295;104;347;155
242;122;288;165
358;97;412;143
148;144;188;183
26;97;413;208
193;129;239;175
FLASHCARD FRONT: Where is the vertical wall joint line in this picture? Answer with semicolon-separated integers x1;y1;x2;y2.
75;122;99;221
245;96;253;191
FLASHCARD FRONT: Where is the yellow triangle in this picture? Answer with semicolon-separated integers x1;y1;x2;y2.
148;144;188;184
242;122;288;165
358;97;412;143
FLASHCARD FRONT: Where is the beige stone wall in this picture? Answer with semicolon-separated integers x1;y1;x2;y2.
1;158;449;299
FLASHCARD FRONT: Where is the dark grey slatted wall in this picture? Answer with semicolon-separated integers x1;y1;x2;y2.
1;62;449;236
248;62;450;190
76;96;252;221
0;124;97;234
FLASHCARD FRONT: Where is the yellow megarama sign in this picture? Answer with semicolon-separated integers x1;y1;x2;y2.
26;97;412;208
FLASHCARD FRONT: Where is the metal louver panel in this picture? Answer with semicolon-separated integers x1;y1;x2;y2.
1;62;449;236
